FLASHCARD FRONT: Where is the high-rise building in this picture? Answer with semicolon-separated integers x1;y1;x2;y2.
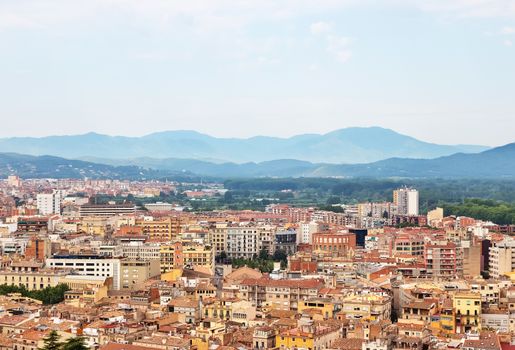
393;187;419;216
36;190;63;215
489;239;515;278
298;221;321;244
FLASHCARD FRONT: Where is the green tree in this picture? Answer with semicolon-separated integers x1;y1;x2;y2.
62;337;88;350
258;248;270;260
272;249;287;263
326;196;340;205
223;191;234;202
40;330;62;350
0;284;69;305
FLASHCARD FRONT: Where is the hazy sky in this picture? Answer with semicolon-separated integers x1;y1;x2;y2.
0;0;514;146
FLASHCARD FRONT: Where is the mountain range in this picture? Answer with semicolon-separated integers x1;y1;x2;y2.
0;153;193;180
0;142;514;179
0;127;489;164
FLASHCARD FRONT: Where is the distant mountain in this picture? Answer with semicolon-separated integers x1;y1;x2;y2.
1;143;513;179
324;143;515;178
0;153;195;180
80;143;515;178
0;127;489;164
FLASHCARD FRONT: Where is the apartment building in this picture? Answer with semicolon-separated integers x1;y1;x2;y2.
37;190;63;215
454;292;481;333
135;217;181;241
489;239;515;279
0;261;68;290
298;221;323;245
209;223;228;255
340;294;392;321
239;277;324;310
394;234;425;256
276;321;341;350
182;244;215;273
46;254;122;290
424;242;463;278
121;242;160;261
393;187;419;216
226;226;260;259
160;242;184;273
120;259;160;290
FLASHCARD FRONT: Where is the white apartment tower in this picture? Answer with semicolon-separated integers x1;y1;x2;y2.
489;239;515;279
37;190;64;215
299;221;320;244
393;187;419;216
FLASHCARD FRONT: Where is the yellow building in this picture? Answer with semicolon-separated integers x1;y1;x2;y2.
297;298;339;320
79;217;109;236
195;319;226;343
427;207;444;226
120;259;160;290
401;298;438;325
59;274;111;290
190;337;208;350
135;217;181;241
160;242;183;273
183;244;214;274
187;282;217;300
203;298;256;326
209;223;228;255
453;292;481;333
276;323;341;350
0;268;68;291
340;293;391;321
161;268;182;282
430;299;455;335
59;275;110;306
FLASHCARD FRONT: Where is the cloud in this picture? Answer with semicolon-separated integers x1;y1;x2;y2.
310;21;332;35
504;39;513;46
308;21;353;63
412;0;515;18
0;13;39;30
327;35;353;63
0;0;356;31
501;26;515;34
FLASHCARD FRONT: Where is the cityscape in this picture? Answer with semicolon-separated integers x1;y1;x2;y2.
1;1;515;350
0;175;513;350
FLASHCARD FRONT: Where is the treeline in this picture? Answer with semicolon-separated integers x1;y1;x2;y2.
444;199;515;225
0;283;69;304
224;178;515;211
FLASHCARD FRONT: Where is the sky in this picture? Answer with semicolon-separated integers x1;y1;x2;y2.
0;0;514;146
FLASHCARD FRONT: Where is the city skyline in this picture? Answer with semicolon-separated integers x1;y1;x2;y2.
0;0;514;146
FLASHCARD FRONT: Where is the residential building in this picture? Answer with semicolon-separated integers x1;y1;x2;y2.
393;188;419;216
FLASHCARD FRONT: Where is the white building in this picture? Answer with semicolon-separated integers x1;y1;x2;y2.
298;221;320;244
46;255;121;290
37;190;64;215
226;226;260;259
121;242;161;261
393;187;419;216
0;238;28;255
489;239;515;279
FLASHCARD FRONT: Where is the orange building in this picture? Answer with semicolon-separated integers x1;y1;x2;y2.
312;232;356;256
25;237;51;261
